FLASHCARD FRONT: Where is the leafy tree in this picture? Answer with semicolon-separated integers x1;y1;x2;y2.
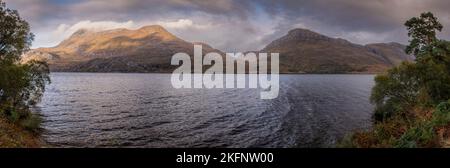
371;12;450;122
405;12;443;57
341;12;450;148
0;1;34;64
0;0;50;130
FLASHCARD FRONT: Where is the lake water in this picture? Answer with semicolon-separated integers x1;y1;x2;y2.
35;73;375;148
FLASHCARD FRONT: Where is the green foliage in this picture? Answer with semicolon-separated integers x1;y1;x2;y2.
0;1;34;64
344;101;450;148
345;12;450;148
371;12;450;122
0;0;49;131
417;59;450;104
405;12;443;56
394;100;450;148
371;62;420;121
9;108;20;122
394;122;435;148
20;113;42;132
431;100;450;127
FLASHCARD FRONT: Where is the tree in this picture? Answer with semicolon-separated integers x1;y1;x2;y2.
371;12;450;122
405;12;443;57
0;0;50;130
345;13;450;148
0;1;34;64
406;13;450;105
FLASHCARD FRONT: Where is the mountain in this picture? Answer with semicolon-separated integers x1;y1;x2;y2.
365;42;414;65
23;26;413;73
23;25;222;72
261;28;414;73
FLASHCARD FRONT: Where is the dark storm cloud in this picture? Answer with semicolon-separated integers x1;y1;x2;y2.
6;0;255;22
4;0;62;25
3;0;450;51
261;0;450;31
258;0;450;44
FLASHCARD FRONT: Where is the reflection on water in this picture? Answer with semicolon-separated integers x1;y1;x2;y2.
36;73;374;147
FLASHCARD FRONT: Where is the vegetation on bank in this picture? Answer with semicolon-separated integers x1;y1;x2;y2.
0;1;50;147
0;117;43;147
341;12;450;148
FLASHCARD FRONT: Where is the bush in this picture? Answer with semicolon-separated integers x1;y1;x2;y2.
20;113;42;132
9;109;21;122
431;100;450;127
394;122;436;148
343;100;450;148
371;62;421;122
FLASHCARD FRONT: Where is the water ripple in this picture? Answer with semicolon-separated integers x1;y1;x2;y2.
35;73;374;148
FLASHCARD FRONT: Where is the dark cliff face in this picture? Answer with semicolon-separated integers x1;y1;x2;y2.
23;27;412;73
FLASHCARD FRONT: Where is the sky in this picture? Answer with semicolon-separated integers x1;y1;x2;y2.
3;0;450;52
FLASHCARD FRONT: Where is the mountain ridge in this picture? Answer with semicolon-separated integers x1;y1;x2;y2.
261;28;413;73
23;25;221;72
22;26;413;73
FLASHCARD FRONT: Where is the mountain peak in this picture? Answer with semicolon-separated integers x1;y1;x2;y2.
285;28;331;41
25;23;219;72
261;28;413;73
138;25;168;33
288;28;318;35
68;25;170;38
136;25;178;40
262;28;332;50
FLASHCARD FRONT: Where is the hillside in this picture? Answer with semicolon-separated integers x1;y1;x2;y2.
23;25;221;72
261;28;413;73
23;26;413;73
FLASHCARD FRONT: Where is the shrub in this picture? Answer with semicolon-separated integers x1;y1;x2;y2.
394;122;437;148
371;62;421;122
431;100;450;127
20;113;42;132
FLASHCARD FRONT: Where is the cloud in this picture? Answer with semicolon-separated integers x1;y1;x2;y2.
44;20;137;47
54;20;136;36
156;19;211;29
257;0;450;44
4;0;450;51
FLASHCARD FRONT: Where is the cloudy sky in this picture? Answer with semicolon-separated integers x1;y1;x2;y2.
3;0;450;52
